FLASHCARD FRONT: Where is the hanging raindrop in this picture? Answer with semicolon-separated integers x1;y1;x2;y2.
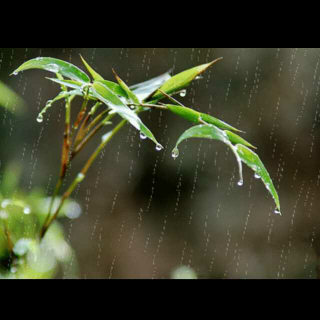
237;180;244;187
274;209;281;215
180;90;187;97
156;144;163;151
140;132;147;140
37;115;43;123
254;173;261;179
172;148;179;159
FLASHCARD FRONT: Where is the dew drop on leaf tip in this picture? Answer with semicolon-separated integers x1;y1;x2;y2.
140;132;147;140
254;173;261;179
237;180;244;187
156;144;163;151
37;115;44;123
172;148;179;160
180;90;187;97
274;209;281;215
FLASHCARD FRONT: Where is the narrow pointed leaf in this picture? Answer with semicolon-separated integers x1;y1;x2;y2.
112;70;140;105
225;131;256;149
165;104;241;132
95;80;128;99
47;78;83;90
200;113;242;132
12;57;91;83
174;124;244;184
80;55;104;81
236;144;281;213
91;82;162;147
151;58;223;100
129;71;172;102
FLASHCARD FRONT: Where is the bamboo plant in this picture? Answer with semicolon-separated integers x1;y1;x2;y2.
10;55;281;242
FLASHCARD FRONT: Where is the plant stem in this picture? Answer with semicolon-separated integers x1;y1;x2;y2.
42;97;72;230
40;119;127;239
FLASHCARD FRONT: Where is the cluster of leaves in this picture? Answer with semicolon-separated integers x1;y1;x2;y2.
0;163;80;279
11;54;281;237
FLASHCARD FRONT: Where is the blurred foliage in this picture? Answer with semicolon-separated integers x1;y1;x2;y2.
0;80;25;114
0;163;80;279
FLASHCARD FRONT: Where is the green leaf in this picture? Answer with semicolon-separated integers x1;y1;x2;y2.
0;81;25;114
112;69;140;105
173;124;280;214
225;131;256;149
12;57;91;83
130;71;172;102
173;124;243;185
150;58;223;100
95;80;128;99
47;78;83;90
80;55;104;81
91;82;162;148
165;104;242;133
236;144;281;214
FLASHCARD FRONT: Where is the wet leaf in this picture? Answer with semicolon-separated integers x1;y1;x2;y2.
95;80;128;99
236;144;281;214
174;124;243;184
91;82;162;147
225;131;256;149
47;78;83;90
80;55;104;81
165;104;241;132
151;58;223;100
112;69;140;105
12;57;91;83
130;71;172;102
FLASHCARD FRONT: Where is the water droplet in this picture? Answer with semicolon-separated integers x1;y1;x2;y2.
172;148;179;159
237;180;244;187
1;199;11;208
46;64;60;73
254;173;261;179
23;207;31;215
274;209;281;215
77;173;85;182
12;71;18;76
180;90;187;97
37;115;43;123
156;144;163;151
10;267;17;274
140;132;147;140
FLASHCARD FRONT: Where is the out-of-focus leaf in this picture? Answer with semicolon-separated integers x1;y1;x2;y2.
12;57;91;83
91;82;162;148
1;162;22;196
0;81;25;114
129;71;172;102
150;58;223;100
112;70;140;105
236;144;281;214
80;55;104;81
